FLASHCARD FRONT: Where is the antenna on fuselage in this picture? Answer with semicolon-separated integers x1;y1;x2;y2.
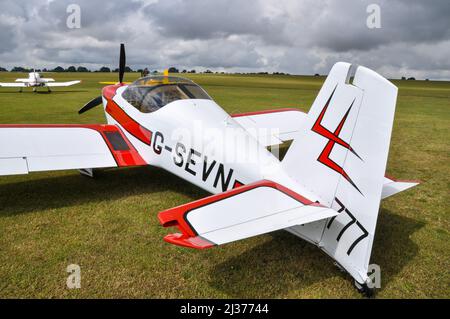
163;69;169;84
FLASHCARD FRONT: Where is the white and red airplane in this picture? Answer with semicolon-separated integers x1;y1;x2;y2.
0;44;418;295
0;70;80;92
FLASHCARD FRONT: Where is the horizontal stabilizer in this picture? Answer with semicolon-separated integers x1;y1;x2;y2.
46;80;81;87
0;82;26;87
158;180;338;249
232;108;307;147
99;82;131;85
382;175;419;199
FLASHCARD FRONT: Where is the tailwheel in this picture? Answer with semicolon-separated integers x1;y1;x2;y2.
354;280;375;298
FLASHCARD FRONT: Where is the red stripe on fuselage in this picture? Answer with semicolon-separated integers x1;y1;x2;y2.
102;85;153;146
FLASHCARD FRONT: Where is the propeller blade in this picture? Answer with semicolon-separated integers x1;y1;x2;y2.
78;96;103;114
119;43;126;84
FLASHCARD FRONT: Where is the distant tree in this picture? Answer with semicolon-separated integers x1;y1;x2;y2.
66;66;76;72
99;66;111;72
204;69;213;74
401;76;406;80
11;66;28;72
152;70;159;74
124;66;133;72
314;73;320;76
0;67;8;72
53;66;65;72
407;77;416;81
188;69;196;73
77;66;89;72
425;79;429;81
43;68;48;72
182;69;187;73
168;67;179;73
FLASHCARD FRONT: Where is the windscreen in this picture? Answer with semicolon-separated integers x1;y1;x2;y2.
122;76;212;113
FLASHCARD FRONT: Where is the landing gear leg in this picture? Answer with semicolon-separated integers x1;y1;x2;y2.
33;87;36;93
47;87;51;93
79;168;94;178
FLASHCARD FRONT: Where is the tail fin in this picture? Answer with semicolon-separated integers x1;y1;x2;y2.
282;62;399;284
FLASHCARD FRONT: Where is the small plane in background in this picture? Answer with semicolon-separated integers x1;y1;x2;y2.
0;70;80;92
0;44;419;296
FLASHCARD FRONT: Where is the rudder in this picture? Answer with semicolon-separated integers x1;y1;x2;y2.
282;62;398;284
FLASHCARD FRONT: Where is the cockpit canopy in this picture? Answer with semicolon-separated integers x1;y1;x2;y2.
122;76;212;113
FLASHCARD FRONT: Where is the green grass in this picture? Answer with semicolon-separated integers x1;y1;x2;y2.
0;72;449;298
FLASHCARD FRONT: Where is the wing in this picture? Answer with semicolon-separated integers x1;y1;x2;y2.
0;82;26;87
0;124;146;176
232;108;307;147
46;80;81;87
159;180;338;249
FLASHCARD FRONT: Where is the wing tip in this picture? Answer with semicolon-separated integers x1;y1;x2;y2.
163;233;215;250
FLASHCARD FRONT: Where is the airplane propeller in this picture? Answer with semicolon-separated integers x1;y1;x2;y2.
78;96;103;114
78;43;126;114
119;43;125;84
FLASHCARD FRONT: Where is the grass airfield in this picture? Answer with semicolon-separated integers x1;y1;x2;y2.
0;71;448;298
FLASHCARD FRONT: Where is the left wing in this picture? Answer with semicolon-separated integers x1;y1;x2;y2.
46;80;81;87
0;82;26;87
232;108;307;147
159;180;337;249
0;124;146;176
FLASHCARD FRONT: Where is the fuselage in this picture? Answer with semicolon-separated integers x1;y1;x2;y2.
101;83;320;202
17;72;53;87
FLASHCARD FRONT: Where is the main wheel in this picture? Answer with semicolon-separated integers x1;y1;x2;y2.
354;280;375;298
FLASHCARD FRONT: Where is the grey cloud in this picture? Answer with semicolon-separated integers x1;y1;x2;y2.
0;0;449;79
143;0;285;44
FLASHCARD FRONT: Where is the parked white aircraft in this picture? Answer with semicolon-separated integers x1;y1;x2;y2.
0;45;419;296
0;70;80;92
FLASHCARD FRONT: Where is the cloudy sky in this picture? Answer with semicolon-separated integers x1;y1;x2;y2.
1;0;449;79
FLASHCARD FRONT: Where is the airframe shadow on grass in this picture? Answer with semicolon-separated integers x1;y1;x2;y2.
0;166;207;217
209;210;424;298
0;90;88;94
0;166;425;298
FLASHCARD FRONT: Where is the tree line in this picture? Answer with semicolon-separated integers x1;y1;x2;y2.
0;66;141;73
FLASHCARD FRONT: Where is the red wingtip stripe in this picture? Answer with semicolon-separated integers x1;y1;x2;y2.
163;233;215;250
158;179;324;249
